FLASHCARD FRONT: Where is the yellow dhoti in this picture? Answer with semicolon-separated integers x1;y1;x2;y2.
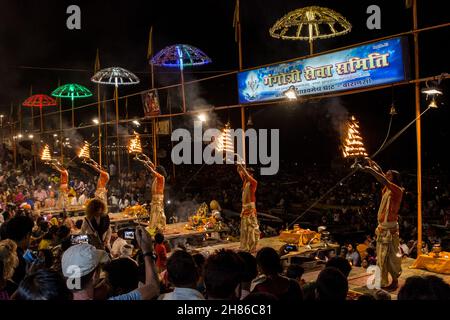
376;223;402;287
240;203;260;253
149;195;166;231
56;185;69;209
95;188;108;213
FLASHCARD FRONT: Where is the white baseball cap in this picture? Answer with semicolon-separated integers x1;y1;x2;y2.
62;243;110;277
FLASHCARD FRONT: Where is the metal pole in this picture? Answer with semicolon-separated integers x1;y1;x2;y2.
71;98;75;128
237;0;246;163
115;86;121;175
413;0;423;255
97;83;102;166
103;94;108;167
180;69;186;113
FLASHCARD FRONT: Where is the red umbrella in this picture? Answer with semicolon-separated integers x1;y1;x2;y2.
22;94;57;132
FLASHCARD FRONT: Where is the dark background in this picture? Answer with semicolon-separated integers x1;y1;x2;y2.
0;0;449;172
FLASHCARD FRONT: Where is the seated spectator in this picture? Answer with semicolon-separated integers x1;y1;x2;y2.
158;250;204;300
204;249;243;300
192;253;206;295
326;256;352;278
110;230;127;258
4;215;34;285
252;247;303;301
303;256;351;300
285;264;305;286
11;269;72;300
316;267;348;301
345;243;361;267
0;239;19;300
398;275;450;300
237;251;257;300
104;258;140;298
242;291;278;302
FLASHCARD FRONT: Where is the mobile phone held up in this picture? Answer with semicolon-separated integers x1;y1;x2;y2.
71;234;89;245
124;230;135;240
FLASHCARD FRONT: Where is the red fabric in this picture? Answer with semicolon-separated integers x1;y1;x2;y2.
155;243;167;270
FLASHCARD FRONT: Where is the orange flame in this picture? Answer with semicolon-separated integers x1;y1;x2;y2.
342;116;368;158
40;144;52;162
128;132;142;154
78;141;91;159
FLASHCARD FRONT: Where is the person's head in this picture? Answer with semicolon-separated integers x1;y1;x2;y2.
85;199;106;219
237;251;257;283
325;257;352;278
347;243;355;252
366;247;375;257
210;200;221;211
398;275;450;300
154;232;164;245
166;250;198;288
61;243;109;292
361;259;369;269
374;289;391;300
286;264;304;283
204;249;243;300
316;267;348;301
386;170;402;187
104;258;139;295
256;247;282;276
239;167;255;180
57;225;71;240
4;215;34;248
75;219;83;230
192;253;206;275
0;239;19;282
12;269;73;300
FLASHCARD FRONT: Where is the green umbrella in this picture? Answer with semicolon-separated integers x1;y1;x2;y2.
52;84;92;128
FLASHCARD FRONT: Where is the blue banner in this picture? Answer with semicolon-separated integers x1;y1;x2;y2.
237;37;409;104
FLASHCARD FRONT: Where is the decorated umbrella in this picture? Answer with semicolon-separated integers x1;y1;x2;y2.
22;94;57;133
51;84;92;128
151;44;211;113
269;6;351;55
91;67;140;174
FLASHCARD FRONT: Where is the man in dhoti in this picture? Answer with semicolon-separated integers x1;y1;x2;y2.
85;159;110;212
360;159;404;291
237;164;260;253
54;164;69;210
148;165;167;233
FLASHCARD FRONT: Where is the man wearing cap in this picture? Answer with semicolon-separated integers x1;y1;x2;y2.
62;226;159;300
237;163;260;253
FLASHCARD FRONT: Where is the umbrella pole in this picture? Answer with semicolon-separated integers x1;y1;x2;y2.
40;107;44;135
71;98;75;128
115;86;121;175
31;103;36;173
180;69;186;113
97;84;102;166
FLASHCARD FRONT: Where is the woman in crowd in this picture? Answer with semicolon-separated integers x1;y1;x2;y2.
0;239;20;300
81;199;112;251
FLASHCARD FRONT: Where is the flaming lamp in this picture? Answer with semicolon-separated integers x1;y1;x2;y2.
78;141;91;160
342;116;368;159
40;144;53;163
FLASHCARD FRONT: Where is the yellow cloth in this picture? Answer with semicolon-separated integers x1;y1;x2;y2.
38;239;52;250
410;252;450;274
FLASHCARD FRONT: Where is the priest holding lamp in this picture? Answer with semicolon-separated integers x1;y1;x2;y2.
78;141;110;212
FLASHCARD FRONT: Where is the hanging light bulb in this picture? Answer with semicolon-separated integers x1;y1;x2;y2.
428;97;438;109
389;103;397;116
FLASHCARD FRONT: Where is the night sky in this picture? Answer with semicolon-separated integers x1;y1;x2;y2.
1;0;449;172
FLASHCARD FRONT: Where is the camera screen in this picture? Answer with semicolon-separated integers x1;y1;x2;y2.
124;231;135;240
71;234;89;244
